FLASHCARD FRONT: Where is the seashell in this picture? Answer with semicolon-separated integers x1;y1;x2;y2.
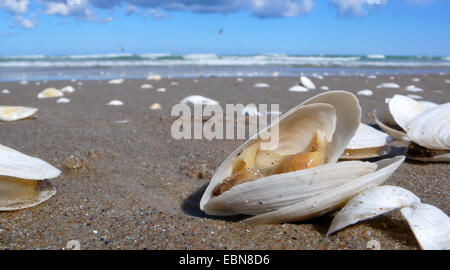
411;78;421;82
289;85;308;92
320;86;329;90
327;185;420;235
2;89;10;94
418;100;438;110
200;91;405;224
400;203;450;250
340;123;389;160
0;106;38;121
253;83;270;88
407;94;423;100
357;90;373;96
141;84;153;89
148;74;162;81
150;103;161;110
374;108;409;142
367;75;377;79
405;85;423;92
61;86;75;93
180;95;219;106
56;97;71;103
388;95;425;132
170;81;180;86
405;103;450;162
0;144;61;211
38;88;64;99
108;78;124;84
327;185;449;250
376;83;400;89
106;100;123;106
157;88;166;92
300;76;316;89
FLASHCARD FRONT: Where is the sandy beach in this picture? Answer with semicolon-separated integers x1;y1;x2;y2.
0;74;448;250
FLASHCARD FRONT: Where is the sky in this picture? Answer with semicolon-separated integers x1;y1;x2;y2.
0;0;449;56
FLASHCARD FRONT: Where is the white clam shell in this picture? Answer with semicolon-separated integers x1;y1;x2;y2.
56;97;71;103
253;83;270;88
327;185;420;235
289;85;308;92
38;88;64;99
108;78;124;84
300;76;316;90
357;90;373;96
0;106;38;121
0;144;61;211
345;123;388;150
106;100;124;106
61;86;75;93
374;108;409;142
180;95;219;106
200;91;402;224
400;203;450;250
244;156;404;224
406;103;450;151
388;95;425;132
377;83;400;89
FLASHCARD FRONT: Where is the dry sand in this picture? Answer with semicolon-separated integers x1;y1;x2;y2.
0;74;448;250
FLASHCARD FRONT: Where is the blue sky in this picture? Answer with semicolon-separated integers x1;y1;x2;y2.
0;0;449;56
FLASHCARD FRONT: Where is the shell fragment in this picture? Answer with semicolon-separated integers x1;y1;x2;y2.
0;106;38;121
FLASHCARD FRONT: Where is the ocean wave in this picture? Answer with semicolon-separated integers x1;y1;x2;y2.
0;53;449;69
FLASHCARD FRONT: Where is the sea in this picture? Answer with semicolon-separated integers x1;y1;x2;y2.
1;53;449;81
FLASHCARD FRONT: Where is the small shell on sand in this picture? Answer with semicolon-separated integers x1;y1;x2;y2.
141;84;153;89
376;83;400;89
108;78;124;84
56;97;71;103
115;119;129;124
289;85;308;92
106;100;124;106
170;81;180;86
367;75;377;79
0;106;38;121
357;89;373;96
1;89;10;94
150;103;162;110
61;86;75;93
320;86;329;90
157;88;166;92
38;88;64;99
412;78;421;82
406;85;423;92
148;74;162;81
236;78;243;82
407;94;423;100
253;83;270;88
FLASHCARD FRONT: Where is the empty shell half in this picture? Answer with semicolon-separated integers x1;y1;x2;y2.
405;103;450;162
0;144;61;211
200;91;405;224
0;106;38;121
340;123;390;160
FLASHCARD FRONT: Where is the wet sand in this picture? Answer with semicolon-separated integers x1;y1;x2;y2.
0;74;448;250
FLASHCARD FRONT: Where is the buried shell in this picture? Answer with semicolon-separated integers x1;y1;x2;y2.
340;123;390;160
38;88;64;99
200;91;405;224
0;144;61;211
0;106;38;122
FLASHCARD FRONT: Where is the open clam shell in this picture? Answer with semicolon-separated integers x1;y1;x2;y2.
200;91;405;223
340;123;390;160
405;103;450;162
0;106;38;122
374;95;427;142
0;144;61;211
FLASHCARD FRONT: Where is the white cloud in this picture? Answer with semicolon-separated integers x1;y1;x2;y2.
0;0;29;13
45;2;70;16
331;0;387;17
15;14;37;28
